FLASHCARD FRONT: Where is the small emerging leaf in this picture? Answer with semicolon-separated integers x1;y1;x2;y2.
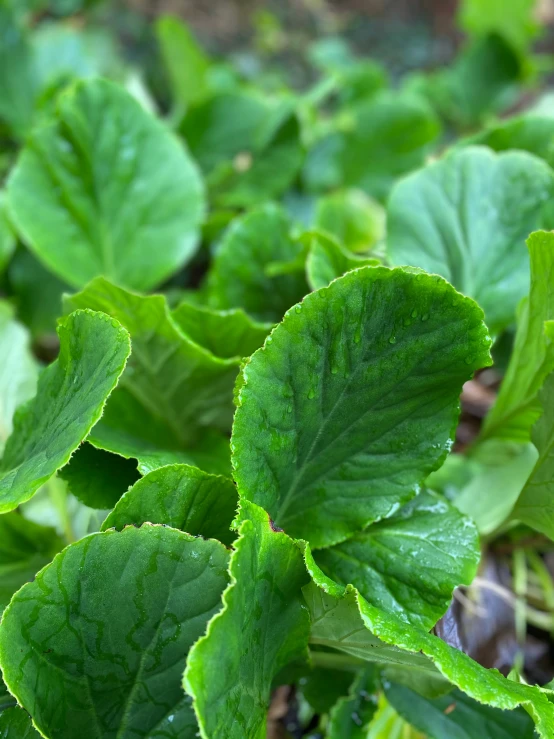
206;204;309;322
172;301;272;359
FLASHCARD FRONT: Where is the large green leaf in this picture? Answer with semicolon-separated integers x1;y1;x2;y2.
384;683;536;739
184;500;311;738
304;570;554;738
313;490;479;630
0;707;40;738
0;302;38;457
481;231;554;441
7;79;205;291
232;266;491;548
0;525;229;739
206;204;309;322
172;301;272;359
0;512;64;611
156;15;210;109
64;277;239;448
102;464;238;546
303;92;441;201
387;147;554;332
0;309;130;513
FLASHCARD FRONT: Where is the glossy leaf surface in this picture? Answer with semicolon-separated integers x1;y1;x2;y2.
387;147;553;331
8;79;204;290
0;309;130;513
184;500;310;738
232;266;491;547
314;491;479;629
0;525;230;739
102;464;238;546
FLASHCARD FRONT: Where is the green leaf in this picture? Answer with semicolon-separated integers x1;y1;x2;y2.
181;93;303;208
303;92;441;201
184;500;311;738
461;114;554;166
232;266;491;548
314;189;385;254
313;490;479;629
156;15;211;109
0;512;64;611
85;388;232;477
181;91;267;173
102;464;238;546
0;309;130;513
206;204;309;322
31;23;123;90
387;147;553;332
512;374;554;539
0;707;40;739
64;277;239;449
327;667;379;739
304;231;379;291
0;525;229;739
0;302;38;457
7;79;205;291
384;683;536;739
409;35;521;131
454;439;538;534
0;7;36;138
172;301;272;359
299;667;354;714
365;697;424;739
304;570;554;738
482;231;554;441
58;442;140;509
458;0;539;56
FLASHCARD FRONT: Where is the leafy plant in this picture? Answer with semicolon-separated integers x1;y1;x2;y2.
3;2;554;738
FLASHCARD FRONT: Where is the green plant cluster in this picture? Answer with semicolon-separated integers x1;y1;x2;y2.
2;0;554;737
